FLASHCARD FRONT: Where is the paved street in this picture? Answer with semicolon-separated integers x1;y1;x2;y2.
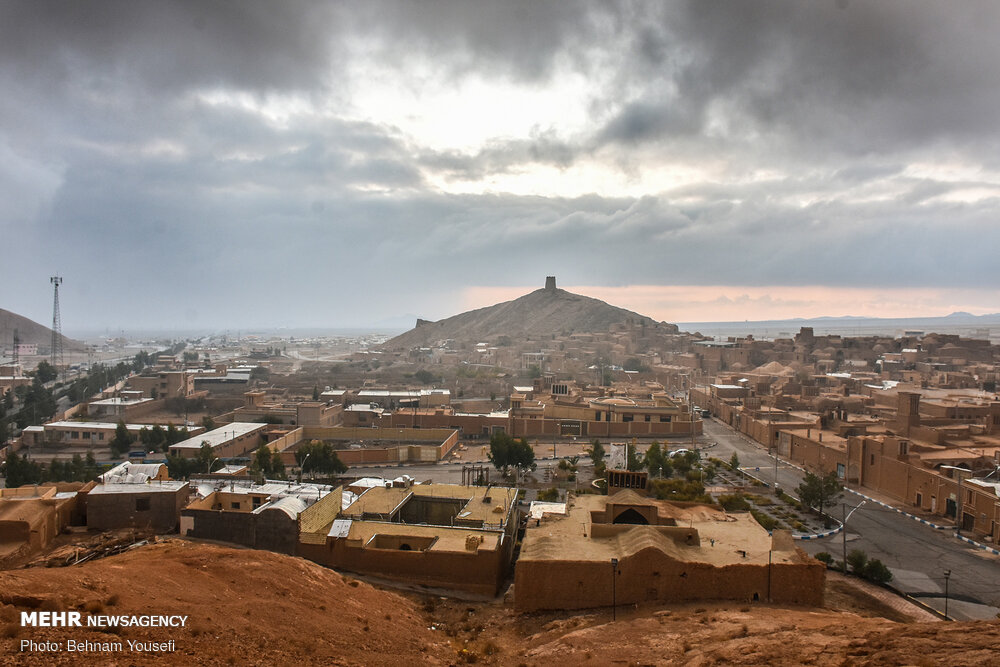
703;419;1000;620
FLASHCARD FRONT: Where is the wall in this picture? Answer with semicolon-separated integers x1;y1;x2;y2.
514;548;824;611
86;486;188;532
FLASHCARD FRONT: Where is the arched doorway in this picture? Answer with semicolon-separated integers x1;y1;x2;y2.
613;508;649;525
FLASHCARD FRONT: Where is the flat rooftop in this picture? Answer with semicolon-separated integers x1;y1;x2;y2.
342;484;517;527
170;422;266;449
89;481;188;495
519;492;798;567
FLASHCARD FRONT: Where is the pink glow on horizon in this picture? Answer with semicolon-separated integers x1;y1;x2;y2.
459;284;999;323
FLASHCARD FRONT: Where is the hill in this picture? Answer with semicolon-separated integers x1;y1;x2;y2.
0;307;85;354
2;540;998;665
385;277;677;349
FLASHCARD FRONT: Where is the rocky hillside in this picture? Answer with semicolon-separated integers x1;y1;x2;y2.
385;277;677;349
0;307;85;353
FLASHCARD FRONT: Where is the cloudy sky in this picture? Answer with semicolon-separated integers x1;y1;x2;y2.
2;1;999;333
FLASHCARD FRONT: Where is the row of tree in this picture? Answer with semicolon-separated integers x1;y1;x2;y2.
2;451;100;488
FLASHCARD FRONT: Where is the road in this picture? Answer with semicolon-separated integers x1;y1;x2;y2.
703;419;1000;620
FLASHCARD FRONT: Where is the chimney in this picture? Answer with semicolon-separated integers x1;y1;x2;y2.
544;276;556;291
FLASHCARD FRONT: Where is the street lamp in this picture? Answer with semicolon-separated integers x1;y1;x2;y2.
943;569;951;620
842;500;866;574
207;457;219;473
610;558;618;621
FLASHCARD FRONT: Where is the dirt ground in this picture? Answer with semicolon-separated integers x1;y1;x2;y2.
2;539;999;666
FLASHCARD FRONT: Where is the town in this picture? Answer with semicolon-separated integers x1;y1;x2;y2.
3;277;999;635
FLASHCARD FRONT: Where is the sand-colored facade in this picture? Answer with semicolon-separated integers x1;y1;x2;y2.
515;491;824;611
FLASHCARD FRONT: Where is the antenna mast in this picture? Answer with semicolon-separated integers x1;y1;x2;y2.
50;276;64;369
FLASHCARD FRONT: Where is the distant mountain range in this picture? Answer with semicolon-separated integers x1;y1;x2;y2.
384;278;675;349
0;307;86;353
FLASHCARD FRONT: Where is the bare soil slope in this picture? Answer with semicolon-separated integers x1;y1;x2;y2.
3;539;999;666
0;539;451;665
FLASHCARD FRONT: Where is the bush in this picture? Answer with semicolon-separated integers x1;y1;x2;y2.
862;559;893;584
814;552;834;565
536;488;560;502
847;549;868;574
750;509;779;532
718;494;751;512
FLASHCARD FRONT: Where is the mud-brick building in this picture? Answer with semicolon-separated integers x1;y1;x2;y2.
85;481;189;532
298;482;520;596
514;490;824;611
180;480;338;555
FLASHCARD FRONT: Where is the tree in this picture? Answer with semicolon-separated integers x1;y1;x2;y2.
312;386;320;400
847;548;868;575
487;432;535;477
295;440;347;476
201;415;216;431
796;471;843;517
34;361;58;383
587;439;605;467
644;442;665;477
729;452;740;471
252;445;286;479
109;420;135;458
626;443;642;471
414;369;437;385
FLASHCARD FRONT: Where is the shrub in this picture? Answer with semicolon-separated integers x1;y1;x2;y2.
537;488;560;502
718;494;752;512
750;509;779;531
814;552;834;565
862;559;893;584
847;549;868;574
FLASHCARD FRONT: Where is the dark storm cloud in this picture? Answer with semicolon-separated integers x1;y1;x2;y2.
0;0;341;94
1;1;999;328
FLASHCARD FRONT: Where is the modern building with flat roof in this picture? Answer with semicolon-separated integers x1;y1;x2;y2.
298;481;520;596
168;422;267;459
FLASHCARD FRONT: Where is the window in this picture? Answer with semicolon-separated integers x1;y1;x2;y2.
135;498;151;512
870;454;875;466
231;502;241;510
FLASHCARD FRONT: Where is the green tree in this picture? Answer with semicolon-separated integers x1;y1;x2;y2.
201;415;216;431
83;451;98;481
625;443;642;471
34;360;58;383
644;442;665;477
295;440;347;477
312;385;320;400
413;369;437;385
588;439;605;467
729;452;740;471
847;548;868;575
2;451;43;488
109;420;135;458
487;432;535;477
796;471;843;517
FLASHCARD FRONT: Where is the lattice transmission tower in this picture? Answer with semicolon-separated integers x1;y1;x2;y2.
50;276;63;369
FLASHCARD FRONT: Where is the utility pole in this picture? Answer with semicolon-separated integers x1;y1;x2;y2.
943;570;951;620
610;557;618;621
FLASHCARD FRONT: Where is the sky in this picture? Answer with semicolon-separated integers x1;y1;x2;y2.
2;1;1000;334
